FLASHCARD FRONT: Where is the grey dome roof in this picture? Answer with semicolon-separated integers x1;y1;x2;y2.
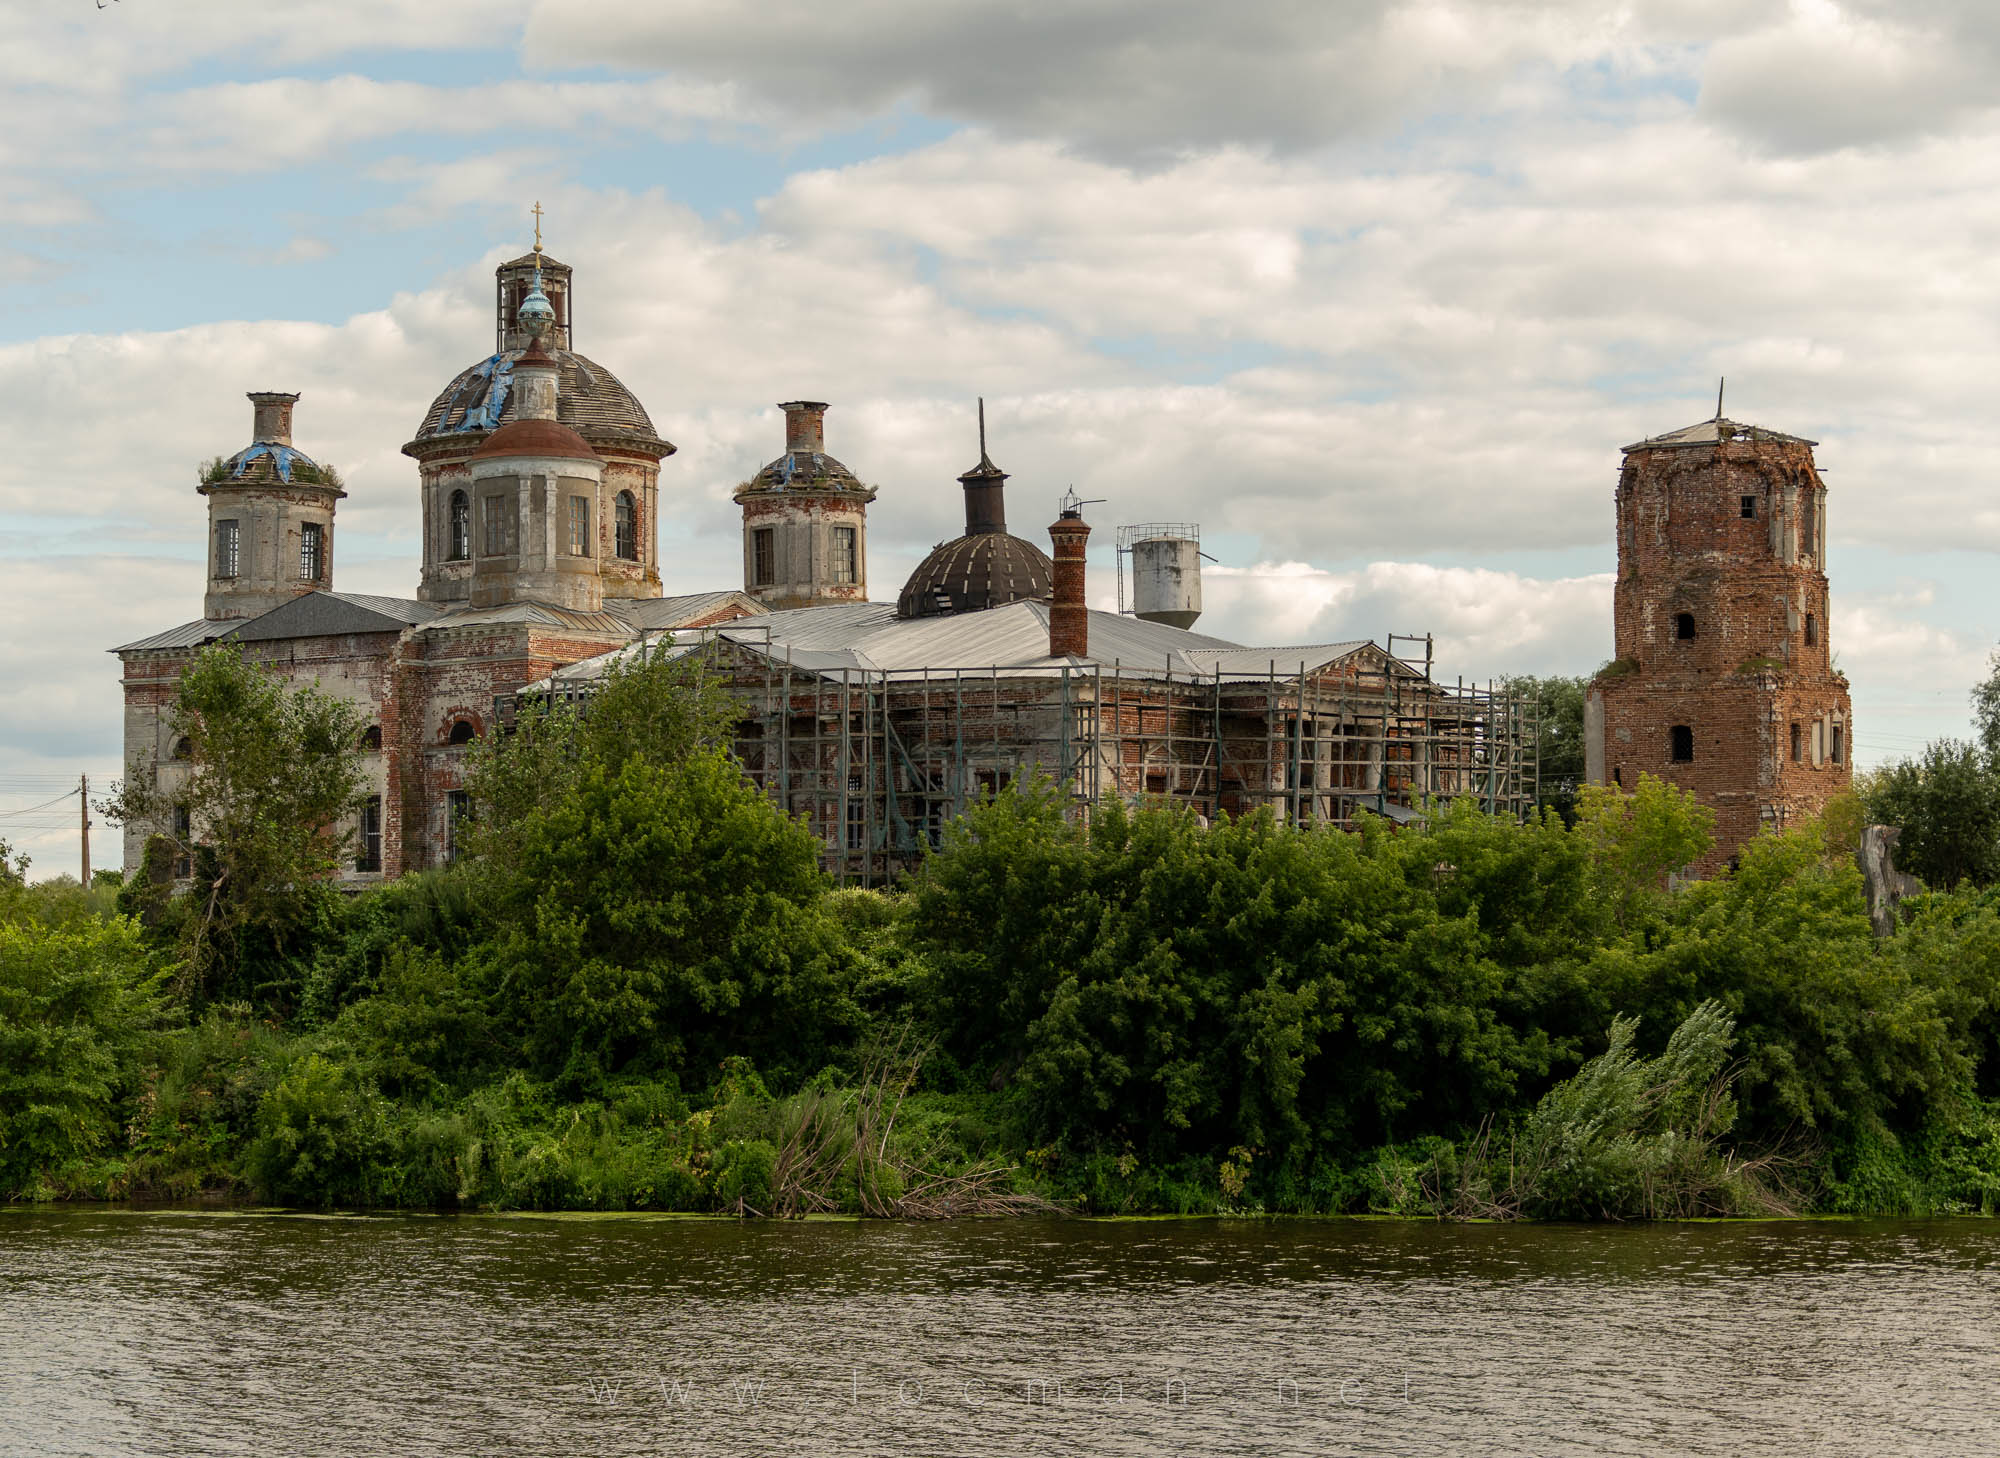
897;532;1053;619
408;348;671;456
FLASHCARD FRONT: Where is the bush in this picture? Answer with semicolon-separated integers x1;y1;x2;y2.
710;1138;777;1215
249;1053;385;1206
0;917;158;1199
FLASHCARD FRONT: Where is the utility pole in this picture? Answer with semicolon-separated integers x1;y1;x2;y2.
79;774;90;886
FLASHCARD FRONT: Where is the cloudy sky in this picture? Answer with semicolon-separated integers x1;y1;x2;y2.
4;0;1996;873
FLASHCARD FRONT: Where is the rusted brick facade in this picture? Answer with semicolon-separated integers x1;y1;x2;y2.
1587;417;1852;872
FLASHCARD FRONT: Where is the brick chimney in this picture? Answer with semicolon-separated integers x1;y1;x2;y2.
248;392;298;444
1048;498;1091;658
780;401;828;454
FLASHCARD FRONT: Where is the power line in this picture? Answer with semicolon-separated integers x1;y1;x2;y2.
0;788;78;817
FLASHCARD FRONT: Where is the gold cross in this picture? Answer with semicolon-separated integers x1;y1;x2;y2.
531;200;544;254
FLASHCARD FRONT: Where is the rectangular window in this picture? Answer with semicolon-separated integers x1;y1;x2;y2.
356;796;382;873
215;519;240;579
1740;495;1757;519
299;522;323;581
568;495;591;556
446;789;471;863
831;525;857;584
753;527;776;586
1670;725;1694;763
481;495;515;557
1790;722;1802;762
1832;725;1844;766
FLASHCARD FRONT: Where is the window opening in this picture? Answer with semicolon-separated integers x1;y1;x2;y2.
446;790;470;863
215;519;240;579
1740;495;1757;519
448;491;471;561
615;492;636;560
357;797;382;873
568;495;591;557
1670;725;1694;762
1675;612;1696;640
831;525;858;584
753;527;776;586
482;495;514;556
300;522;323;581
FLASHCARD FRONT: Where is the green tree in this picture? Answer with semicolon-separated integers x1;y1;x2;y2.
104;645;366;1007
0;915;159;1198
1570;772;1714;920
471;752;858;1091
1506;675;1589;824
1863;740;2000;890
461;649;850;1090
462;644;740;875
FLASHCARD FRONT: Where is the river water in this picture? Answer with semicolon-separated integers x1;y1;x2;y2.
0;1210;1994;1456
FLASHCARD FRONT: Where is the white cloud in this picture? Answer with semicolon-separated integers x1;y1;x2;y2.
1699;1;1989;154
521;0;1782;160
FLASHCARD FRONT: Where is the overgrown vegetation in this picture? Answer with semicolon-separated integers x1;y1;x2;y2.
4;645;1998;1218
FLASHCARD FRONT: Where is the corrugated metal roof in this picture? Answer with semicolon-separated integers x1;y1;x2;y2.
614;591;767;631
112;618;238;654
423;601;633;635
1622;416;1817;452
224;591;437;643
524;598;1391;689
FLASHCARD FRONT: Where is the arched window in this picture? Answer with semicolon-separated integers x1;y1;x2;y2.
615;491;636;561
171;736;193;762
1670;725;1694;763
1675;612;1696;640
448;720;477;746
449;490;471;562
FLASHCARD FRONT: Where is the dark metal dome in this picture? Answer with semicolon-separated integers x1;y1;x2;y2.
408;349;671;457
896;532;1053;619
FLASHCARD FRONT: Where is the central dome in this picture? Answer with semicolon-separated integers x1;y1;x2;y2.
409;348;669;456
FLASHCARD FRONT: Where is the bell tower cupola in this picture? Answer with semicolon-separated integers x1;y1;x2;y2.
201;391;344;621
732;401;879;610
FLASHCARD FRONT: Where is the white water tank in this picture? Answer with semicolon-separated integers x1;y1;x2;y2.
1123;523;1203;630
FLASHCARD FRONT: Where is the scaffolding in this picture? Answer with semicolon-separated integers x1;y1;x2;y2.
677;631;1541;886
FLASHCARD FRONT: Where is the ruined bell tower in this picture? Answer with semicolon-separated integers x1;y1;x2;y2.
1586;412;1852;871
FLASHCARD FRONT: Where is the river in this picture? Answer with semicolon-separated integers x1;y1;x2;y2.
0;1210;1994;1456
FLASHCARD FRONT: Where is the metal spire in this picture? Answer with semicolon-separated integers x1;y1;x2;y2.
531;200;544;257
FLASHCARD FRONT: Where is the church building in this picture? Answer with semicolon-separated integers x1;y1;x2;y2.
115;237;1538;883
